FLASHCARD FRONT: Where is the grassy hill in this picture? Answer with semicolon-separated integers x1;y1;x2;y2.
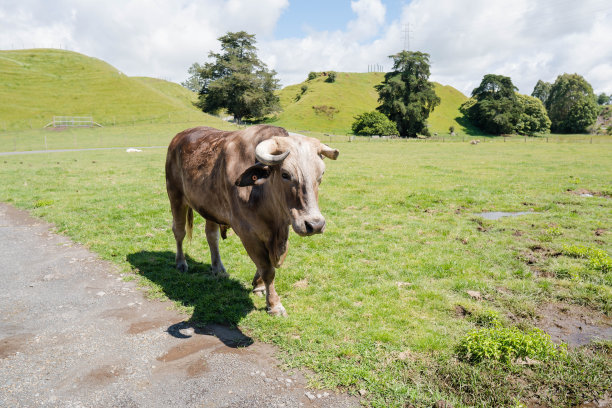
0;49;227;130
268;72;478;135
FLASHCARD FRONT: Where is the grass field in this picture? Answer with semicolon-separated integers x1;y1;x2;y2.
267;72;478;136
1;128;610;407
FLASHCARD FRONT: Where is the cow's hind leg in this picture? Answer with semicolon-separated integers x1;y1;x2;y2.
252;270;266;296
170;198;189;273
205;220;227;278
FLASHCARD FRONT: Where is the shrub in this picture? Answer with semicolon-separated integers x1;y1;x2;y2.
456;326;565;364
307;72;318;81
326;71;337;83
469;309;502;328
351;111;399;136
300;84;308;94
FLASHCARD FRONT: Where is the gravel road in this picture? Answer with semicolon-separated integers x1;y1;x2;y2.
0;203;358;408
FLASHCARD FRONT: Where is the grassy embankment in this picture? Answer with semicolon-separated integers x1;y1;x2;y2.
267;72;480;136
0;48;226;131
1;139;610;407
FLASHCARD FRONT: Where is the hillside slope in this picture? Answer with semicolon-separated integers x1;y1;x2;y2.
268;72;476;135
0;49;226;130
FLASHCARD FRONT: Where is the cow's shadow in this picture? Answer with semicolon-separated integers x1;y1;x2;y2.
126;250;254;348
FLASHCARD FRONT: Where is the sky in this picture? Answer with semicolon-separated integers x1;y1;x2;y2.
1;0;611;96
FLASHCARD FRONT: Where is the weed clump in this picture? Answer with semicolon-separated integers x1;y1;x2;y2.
563;244;612;273
456;326;565;364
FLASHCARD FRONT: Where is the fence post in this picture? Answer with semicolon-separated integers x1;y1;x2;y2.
590;137;593;144
546;137;548;143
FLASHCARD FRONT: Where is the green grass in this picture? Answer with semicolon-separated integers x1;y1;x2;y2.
0;48;218;130
267;72;478;136
1;132;611;407
0;121;236;152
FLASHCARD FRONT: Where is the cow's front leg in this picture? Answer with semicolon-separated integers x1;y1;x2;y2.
260;266;287;317
205;220;227;278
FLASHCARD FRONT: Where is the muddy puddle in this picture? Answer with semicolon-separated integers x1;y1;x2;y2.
476;211;538;220
537;303;612;346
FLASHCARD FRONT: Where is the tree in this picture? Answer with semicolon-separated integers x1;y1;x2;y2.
326;71;337;83
546;73;598;133
465;74;521;135
531;80;552;105
515;94;551;135
375;51;440;137
351;111;399;136
597;92;610;105
184;31;280;122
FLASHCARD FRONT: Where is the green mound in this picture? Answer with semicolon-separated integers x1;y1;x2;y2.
0;49;226;130
268;72;477;135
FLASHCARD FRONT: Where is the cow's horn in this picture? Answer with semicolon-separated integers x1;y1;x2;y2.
255;139;289;165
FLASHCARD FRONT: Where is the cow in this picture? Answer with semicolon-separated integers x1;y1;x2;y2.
165;124;339;317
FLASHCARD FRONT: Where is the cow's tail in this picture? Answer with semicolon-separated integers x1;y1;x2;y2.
186;207;193;241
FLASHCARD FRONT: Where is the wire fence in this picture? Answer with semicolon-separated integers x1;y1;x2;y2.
311;133;612;145
1;120;610;154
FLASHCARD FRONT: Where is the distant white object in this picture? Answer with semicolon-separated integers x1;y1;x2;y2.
580;193;593;197
126;148;143;153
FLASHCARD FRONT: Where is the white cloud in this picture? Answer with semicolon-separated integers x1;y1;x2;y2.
347;0;386;40
0;0;288;82
1;0;611;95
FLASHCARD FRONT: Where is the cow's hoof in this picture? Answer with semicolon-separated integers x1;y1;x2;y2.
267;304;288;317
252;285;266;297
176;261;188;273
211;264;228;278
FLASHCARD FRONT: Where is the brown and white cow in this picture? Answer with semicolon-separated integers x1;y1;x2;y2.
165;124;339;316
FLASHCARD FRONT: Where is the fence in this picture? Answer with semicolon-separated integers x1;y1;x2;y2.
314;133;612;144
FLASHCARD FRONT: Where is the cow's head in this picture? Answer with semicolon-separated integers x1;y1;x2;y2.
235;134;339;236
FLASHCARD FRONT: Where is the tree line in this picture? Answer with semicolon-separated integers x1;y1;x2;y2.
183;31;608;137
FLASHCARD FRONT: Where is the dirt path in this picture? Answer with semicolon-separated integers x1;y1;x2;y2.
0;203;358;408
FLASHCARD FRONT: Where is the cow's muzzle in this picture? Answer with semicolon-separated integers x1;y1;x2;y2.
295;217;326;236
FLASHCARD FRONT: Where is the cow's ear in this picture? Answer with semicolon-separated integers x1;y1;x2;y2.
235;164;271;187
319;144;339;160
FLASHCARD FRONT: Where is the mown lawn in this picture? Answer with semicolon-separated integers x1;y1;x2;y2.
1;133;610;407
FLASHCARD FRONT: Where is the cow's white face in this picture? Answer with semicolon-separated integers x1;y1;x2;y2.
235;134;338;236
276;138;327;236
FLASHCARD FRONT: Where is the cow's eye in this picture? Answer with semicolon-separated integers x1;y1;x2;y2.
281;172;291;181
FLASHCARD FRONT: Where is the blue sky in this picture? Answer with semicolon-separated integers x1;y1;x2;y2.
1;0;611;95
274;0;406;39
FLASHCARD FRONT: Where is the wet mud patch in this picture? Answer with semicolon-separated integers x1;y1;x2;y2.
186;357;209;377
0;334;33;359
157;335;218;362
537;303;612;346
128;319;179;335
82;365;126;386
518;245;561;277
568;188;611;198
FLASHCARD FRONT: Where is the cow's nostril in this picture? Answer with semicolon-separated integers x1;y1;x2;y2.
304;221;314;234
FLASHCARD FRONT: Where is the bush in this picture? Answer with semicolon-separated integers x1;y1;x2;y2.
351;111;399;136
307;72;318;81
326;71;337;83
300;84;308;94
456;326;565;364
